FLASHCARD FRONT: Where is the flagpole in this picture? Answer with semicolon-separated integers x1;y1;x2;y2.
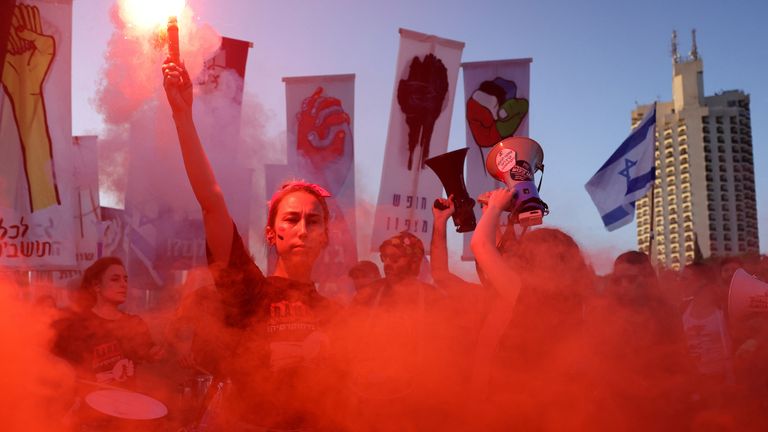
647;102;657;261
648;183;655;258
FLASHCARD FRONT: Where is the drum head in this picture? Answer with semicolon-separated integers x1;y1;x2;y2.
85;389;168;420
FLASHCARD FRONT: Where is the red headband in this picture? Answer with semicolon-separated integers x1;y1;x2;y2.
267;180;332;209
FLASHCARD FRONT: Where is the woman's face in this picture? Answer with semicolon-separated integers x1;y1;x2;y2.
269;191;328;262
95;264;128;305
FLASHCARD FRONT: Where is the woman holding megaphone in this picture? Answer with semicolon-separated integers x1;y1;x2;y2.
468;184;592;428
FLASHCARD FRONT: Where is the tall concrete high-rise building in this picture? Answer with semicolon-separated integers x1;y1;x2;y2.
634;30;759;269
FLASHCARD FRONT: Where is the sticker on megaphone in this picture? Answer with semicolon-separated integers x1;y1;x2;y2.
494;149;517;173
494;149;534;182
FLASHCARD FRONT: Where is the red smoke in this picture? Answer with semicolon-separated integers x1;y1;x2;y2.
0;276;76;432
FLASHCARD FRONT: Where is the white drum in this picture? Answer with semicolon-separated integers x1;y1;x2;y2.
84;389;168;420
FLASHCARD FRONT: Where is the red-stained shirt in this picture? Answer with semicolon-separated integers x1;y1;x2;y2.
53;309;154;385
208;224;343;430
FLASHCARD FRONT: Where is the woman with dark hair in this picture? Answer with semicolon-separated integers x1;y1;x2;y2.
469;188;594;429
162;60;342;430
53;257;162;386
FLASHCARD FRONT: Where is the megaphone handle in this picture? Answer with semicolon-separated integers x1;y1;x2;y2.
537;166;544;191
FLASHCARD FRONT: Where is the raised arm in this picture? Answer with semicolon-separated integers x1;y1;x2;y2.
430;196;460;284
470;188;521;303
468;188;522;402
162;61;233;264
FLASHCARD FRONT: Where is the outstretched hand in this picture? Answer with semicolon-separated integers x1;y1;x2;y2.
162;59;193;114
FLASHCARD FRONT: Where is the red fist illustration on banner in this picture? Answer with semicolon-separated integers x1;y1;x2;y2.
296;86;353;196
296;86;352;169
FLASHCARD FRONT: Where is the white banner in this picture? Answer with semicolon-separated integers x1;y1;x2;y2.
370;28;464;252
70;135;101;266
0;0;75;268
461;58;531;259
269;73;357;301
122;37;252;289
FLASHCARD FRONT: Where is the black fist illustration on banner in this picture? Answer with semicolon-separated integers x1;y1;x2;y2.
397;53;448;170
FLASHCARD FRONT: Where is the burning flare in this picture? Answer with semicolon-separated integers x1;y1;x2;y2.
118;0;186;32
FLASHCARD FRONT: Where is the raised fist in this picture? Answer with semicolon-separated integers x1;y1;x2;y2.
3;4;55;98
2;3;60;211
397;53;448;170
466;77;528;148
297;86;351;168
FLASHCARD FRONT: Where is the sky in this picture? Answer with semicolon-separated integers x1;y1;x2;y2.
71;0;768;274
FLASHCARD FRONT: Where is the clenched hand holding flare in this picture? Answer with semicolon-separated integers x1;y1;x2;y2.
2;3;59;212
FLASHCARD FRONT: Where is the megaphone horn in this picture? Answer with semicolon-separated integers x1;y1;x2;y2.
729;268;768;321
425;148;477;233
485;137;549;227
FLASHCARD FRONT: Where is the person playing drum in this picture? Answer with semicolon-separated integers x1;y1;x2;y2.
53;257;164;386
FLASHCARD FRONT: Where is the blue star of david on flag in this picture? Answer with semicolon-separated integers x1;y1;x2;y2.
618;158;637;184
585;104;656;231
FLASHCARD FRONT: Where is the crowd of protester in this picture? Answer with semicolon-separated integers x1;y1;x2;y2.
2;60;767;431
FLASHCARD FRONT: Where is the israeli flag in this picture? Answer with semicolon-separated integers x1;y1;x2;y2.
585;105;656;231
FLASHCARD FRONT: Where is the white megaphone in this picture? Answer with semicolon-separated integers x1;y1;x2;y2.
728;268;768;321
485;137;548;227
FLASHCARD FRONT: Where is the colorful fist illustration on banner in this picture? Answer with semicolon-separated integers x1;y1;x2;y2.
2;3;60;212
397;53;448;170
466;77;528;148
296;86;352;169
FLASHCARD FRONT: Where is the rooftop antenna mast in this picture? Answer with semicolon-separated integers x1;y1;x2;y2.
671;30;680;63
690;28;699;60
